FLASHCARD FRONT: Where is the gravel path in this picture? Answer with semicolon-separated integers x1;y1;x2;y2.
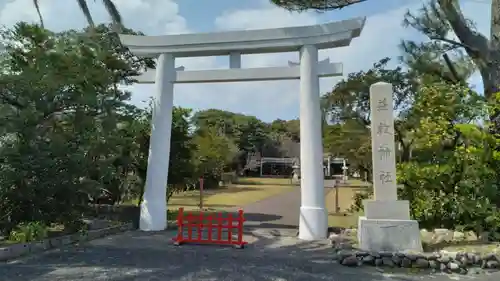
2;230;500;281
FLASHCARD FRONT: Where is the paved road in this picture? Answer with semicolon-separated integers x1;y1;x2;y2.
2;230;499;281
238;186;333;230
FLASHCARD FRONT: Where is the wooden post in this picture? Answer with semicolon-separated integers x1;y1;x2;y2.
199;177;204;210
335;179;340;213
237;210;244;244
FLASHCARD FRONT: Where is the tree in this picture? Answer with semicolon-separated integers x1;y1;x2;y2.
397;81;498;232
0;22;156;234
322;57;418;163
192;128;238;187
0;22;135;231
269;0;365;11
271;0;500;133
33;0;122;30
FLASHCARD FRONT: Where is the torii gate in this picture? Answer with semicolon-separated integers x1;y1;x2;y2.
119;17;365;240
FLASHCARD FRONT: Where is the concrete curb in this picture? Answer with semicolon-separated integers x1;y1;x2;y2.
0;223;135;262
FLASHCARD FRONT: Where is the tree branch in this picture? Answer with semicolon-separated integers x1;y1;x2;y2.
437;0;489;58
429;36;477;53
270;0;366;11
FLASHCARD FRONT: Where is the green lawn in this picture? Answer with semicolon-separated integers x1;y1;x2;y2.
168;177;294;212
325;182;370;229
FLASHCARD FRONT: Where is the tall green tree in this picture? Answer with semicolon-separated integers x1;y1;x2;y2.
322;57;418;163
271;0;500;132
0;22;133;231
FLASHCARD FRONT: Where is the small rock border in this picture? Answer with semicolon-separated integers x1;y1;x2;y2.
0;222;134;262
329;229;500;274
335;248;500;274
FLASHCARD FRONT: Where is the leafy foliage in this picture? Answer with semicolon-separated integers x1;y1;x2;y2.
0;22;305;235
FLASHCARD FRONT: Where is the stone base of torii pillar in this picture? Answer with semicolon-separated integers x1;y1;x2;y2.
357;82;422;253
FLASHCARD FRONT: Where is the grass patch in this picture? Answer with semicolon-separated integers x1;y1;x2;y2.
234;177;295;186
168;177;294;212
325;185;369;229
336;179;372;187
0;220;124;246
167;209;233;222
422;239;500;253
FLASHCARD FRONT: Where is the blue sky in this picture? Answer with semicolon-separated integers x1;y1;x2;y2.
0;0;492;122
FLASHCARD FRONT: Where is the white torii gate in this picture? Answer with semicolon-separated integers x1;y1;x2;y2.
119;17;365;241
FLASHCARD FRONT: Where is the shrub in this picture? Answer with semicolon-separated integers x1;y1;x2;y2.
8;222;48;243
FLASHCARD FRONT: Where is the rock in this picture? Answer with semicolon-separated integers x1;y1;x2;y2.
453;231;465;241
329;233;340;245
329;233;350;247
379;251;393;257
479;231;490;242
342;228;357;236
401;258;412;268
414;258;429;268
355;251;369;257
448;262;460;272
428;260;440;269
483;253;497;261
438;255;451;263
420;229;433;241
405;253;423;261
391;255;402;267
466;231;478;241
337;250;354;260
394;252;406;258
341;255;359;267
382;257;395;267
440;263;448;272
458;256;470;267
425;252;440;260
486;260;500;269
374;258;383;267
466;252;479;265
434;228;454;243
361;255;375;265
370;252;381;258
336;242;353;250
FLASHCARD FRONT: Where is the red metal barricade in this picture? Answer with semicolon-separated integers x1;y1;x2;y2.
172;208;247;248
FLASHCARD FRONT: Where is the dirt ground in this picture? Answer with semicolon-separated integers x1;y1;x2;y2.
2;230;499;281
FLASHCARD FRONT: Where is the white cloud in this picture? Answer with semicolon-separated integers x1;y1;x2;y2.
0;0;492;121
197;1;424;120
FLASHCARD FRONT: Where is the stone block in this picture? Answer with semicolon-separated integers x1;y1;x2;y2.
0;247;14;261
29;240;51;253
363;200;410;220
49;237;63;248
69;233;83;243
8;243;30;257
358;216;422;252
60;235;72;246
87;228;107;240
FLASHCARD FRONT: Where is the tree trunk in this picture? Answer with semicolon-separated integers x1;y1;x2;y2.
488;0;500;133
438;0;500;135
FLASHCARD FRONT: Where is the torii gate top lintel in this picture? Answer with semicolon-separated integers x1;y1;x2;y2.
119;17;366;58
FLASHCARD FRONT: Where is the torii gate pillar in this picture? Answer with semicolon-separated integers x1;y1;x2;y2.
298;45;327;240
139;53;175;231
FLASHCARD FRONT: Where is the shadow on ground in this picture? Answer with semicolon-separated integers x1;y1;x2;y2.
1;230;484;281
234;179;296;187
